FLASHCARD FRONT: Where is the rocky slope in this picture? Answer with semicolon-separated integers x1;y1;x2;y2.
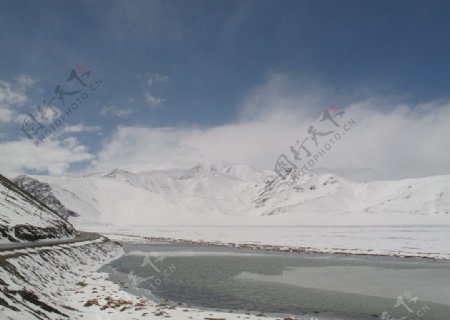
0;174;76;242
0;237;122;319
14;175;79;219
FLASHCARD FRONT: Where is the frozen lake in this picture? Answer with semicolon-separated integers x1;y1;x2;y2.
86;225;450;259
104;242;450;320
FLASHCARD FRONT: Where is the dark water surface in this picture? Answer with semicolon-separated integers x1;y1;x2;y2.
103;243;450;320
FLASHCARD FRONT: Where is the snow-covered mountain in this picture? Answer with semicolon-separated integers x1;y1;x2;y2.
14;161;450;226
0;174;76;242
14;175;79;219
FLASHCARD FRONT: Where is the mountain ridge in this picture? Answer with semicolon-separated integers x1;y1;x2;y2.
12;161;450;227
0;174;76;242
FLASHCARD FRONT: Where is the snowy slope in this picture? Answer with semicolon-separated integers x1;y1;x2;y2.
255;171;450;216
17;162;450;227
14;175;79;219
20;162;271;226
0;174;76;242
0;238;286;320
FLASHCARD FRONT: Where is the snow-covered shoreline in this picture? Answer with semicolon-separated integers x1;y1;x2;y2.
0;237;122;319
1;224;447;319
84;225;450;260
96;232;450;320
0;236;308;320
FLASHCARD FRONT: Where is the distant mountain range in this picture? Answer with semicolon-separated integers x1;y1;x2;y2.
12;161;450;226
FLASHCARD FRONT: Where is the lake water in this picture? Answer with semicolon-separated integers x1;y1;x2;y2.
103;243;450;320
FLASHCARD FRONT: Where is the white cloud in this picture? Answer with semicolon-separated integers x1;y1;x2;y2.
142;73;168;110
92;126;204;172
0;106;14;123
100;105;135;117
4;73;448;181
147;73;169;87
62;124;101;133
0;80;29;106
0;78;30;123
91;74;450;180
0;137;93;176
144;93;165;110
15;74;37;88
36;105;60;123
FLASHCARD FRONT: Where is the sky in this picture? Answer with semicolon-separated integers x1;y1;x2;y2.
0;0;449;180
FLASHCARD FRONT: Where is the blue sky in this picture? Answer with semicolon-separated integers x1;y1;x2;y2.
0;0;450;178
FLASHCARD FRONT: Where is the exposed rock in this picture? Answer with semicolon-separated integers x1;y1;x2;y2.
14;175;79;219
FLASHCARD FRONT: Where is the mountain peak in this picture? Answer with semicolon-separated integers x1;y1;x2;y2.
102;168;133;178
